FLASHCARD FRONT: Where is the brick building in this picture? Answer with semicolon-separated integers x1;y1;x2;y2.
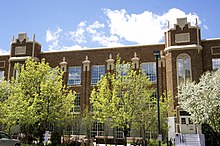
0;17;220;142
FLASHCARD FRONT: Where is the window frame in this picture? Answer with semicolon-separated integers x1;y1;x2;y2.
91;65;105;84
116;127;130;138
91;121;104;137
141;62;157;82
212;58;220;71
68;66;82;85
74;93;81;113
176;53;192;86
0;70;4;81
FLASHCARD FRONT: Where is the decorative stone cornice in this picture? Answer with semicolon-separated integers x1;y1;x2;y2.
106;54;114;70
131;52;140;69
59;57;67;72
9;56;39;62
164;44;202;53
168;17;199;31
82;55;90;71
59;57;67;66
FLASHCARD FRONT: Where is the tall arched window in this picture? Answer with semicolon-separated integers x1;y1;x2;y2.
177;54;191;86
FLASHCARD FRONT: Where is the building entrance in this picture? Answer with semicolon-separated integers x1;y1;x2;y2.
179;111;196;134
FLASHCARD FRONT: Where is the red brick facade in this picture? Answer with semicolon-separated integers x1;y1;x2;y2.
1;18;220;139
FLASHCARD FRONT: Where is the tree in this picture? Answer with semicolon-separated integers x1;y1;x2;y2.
177;69;220;145
90;57;155;146
132;93;172;144
81;107;95;145
0;79;11;130
0;58;75;144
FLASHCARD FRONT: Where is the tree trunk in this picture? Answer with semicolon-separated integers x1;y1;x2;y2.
123;126;128;146
39;129;44;146
86;127;91;146
143;128;146;146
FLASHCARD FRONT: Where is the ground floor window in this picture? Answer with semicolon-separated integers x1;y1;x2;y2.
91;122;104;137
116;127;130;138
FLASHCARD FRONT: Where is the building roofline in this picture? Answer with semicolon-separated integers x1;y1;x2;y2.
201;38;220;42
41;43;165;54
0;54;10;57
164;44;202;52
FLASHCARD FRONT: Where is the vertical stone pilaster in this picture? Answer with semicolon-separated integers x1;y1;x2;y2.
59;57;68;85
131;52;140;70
106;54;114;73
82;56;91;110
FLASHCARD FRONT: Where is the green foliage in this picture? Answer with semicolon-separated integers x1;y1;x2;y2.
132;92;172;142
0;58;75;142
0;79;11;125
81;106;95;139
90;56;155;133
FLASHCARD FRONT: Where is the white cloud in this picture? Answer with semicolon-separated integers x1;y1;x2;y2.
86;21;105;34
46;27;63;50
160;8;200;28
103;8;200;44
69;21;87;44
48;40;59;51
0;48;9;55
86;21;122;47
46;27;62;42
203;25;208;30
91;32;122;47
62;45;85;50
45;8;201;51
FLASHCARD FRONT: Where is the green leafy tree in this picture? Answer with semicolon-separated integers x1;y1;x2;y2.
1;58;75;144
0;79;12;130
90;57;154;146
81;107;95;145
177;69;220;145
132;93;172;144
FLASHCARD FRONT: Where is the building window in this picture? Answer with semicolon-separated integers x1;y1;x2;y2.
91;65;105;84
188;118;193;124
0;70;4;80
116;127;130;138
177;54;191;86
212;58;220;71
68;66;81;85
74;94;81;113
181;118;186;124
13;63;22;80
65;122;80;135
91;121;104;137
117;64;129;77
141;62;156;82
0;70;4;82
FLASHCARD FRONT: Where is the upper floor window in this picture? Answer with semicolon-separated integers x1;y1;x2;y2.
68;66;81;85
212;58;220;71
177;54;191;86
141;62;156;82
13;63;22;80
91;65;105;84
117;64;130;77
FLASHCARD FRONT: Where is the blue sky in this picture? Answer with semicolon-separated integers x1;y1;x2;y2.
0;0;219;54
